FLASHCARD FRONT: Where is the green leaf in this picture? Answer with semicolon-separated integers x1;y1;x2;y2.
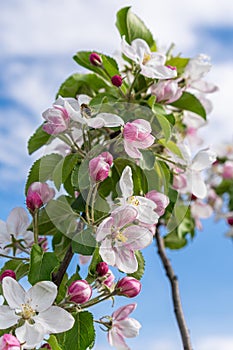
166;57;189;75
56;273;69;304
152;160;171;194
86;248;102;283
73;51;119;81
28;244;59;284
171;92;206;119
57;73;108;98
28;124;52;155
116;7;155;48
139;150;155;170
164;231;187;250
156;114;172;141
25;153;63;194
47;335;63;350
127;251;145;280
53;153;80;191
158;139;183;158
215;179;233;195
52;232;71;261
72;227;97;256
44;197;79;238
62;311;95;350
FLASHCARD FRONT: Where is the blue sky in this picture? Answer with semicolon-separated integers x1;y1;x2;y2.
1;0;233;349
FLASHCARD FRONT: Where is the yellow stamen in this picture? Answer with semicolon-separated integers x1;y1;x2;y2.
21;304;35;320
116;231;128;243
127;196;140;206
143;53;151;64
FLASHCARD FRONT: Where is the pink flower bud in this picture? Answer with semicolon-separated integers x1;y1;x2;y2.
0;270;16;283
96;262;109;276
38;237;48;251
68;280;92;304
116;277;141;298
111;75;123;87
26;182;55;213
222;161;233;179
0;334;20;350
89;53;102;66
40;344;52;349
103;270;115;287
227;217;233;226
42;105;70;135
89;152;113;182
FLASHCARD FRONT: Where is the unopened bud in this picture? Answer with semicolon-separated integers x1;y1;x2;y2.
227;217;233;226
40;344;52;349
0;270;16;283
89;152;113;182
0;334;20;349
26;182;55;213
89;53;102;67
111;75;123;87
68;280;92;304
116;277;141;298
96;262;109;277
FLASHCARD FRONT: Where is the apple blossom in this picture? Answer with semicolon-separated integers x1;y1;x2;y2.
68;280;92;304
108;303;141;350
118;166;159;224
96;206;152;273
89;152;113;182
116;277;141;298
0;277;74;349
42;104;70;135
26;182;55;213
48;95;124;129
0;334;20;350
123;119;155;159
151;80;182;104
145;190;169;217
121;37;177;79
0;207;33;255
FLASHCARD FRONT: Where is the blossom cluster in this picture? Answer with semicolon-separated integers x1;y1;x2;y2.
0;6;230;350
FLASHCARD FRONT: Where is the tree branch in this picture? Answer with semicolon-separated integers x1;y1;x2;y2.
52;244;74;287
155;229;193;350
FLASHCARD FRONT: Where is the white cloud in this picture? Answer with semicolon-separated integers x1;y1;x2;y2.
197;335;233;350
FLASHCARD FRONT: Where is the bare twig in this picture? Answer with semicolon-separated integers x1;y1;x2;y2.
52;244;74;287
155;229;193;350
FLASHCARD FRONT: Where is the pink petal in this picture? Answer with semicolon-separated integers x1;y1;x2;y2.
108;327;130;350
112;303;137;321
112;206;138;228
6;207;29;237
124;225;153;250
114;248;138;273
96;217;113;242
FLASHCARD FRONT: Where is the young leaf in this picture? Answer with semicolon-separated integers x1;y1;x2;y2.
171;92;206;119
28;124;52;155
28;244;59;284
72;227;97;256
127;251;145;280
53;153;80;191
47;335;63;350
116;7;155;48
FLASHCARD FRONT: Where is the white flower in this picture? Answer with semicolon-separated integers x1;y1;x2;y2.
55;95;124;128
0;208;33;255
0;277;74;349
121;37;177;80
118;166;158;224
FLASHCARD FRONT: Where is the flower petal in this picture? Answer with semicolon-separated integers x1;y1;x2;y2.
26;281;57;312
96;217;113;242
0;305;20;329
119;166;134;199
15;322;45;349
99;238;116;266
119;318;141;338
0;220;10;244
96;113;124;127
124;226;153;250
121;36;137;61
112;303;137;321
6;208;29;237
111;206;137;228
2;277;26;309
34;306;75;333
190;171;207;199
108;327;130;350
114;248;138;273
86;117;105;128
191;149;216;171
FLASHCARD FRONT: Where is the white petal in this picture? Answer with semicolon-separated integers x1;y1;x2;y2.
111;206;137;228
96;113;124;127
191;149;216;171
78;94;92;105
132;38;151;62
119;166;134;199
2;277;26;309
34;306;74;333
6;208;29;237
124;141;142;159
124;226;153;250
108;327;130;350
26;281;57;312
96;217;113;242
114;248;138;273
121;36;137;61
99;238;116;266
86;117;104;128
0;305;20;329
137;204;158;224
141;63;177;79
0;220;10;244
191;172;207;199
16;322;45;349
119;318;141;338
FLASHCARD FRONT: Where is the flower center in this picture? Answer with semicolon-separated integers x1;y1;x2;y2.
127;196;140;206
115;230;128;243
21;304;36;320
143;53;151;64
